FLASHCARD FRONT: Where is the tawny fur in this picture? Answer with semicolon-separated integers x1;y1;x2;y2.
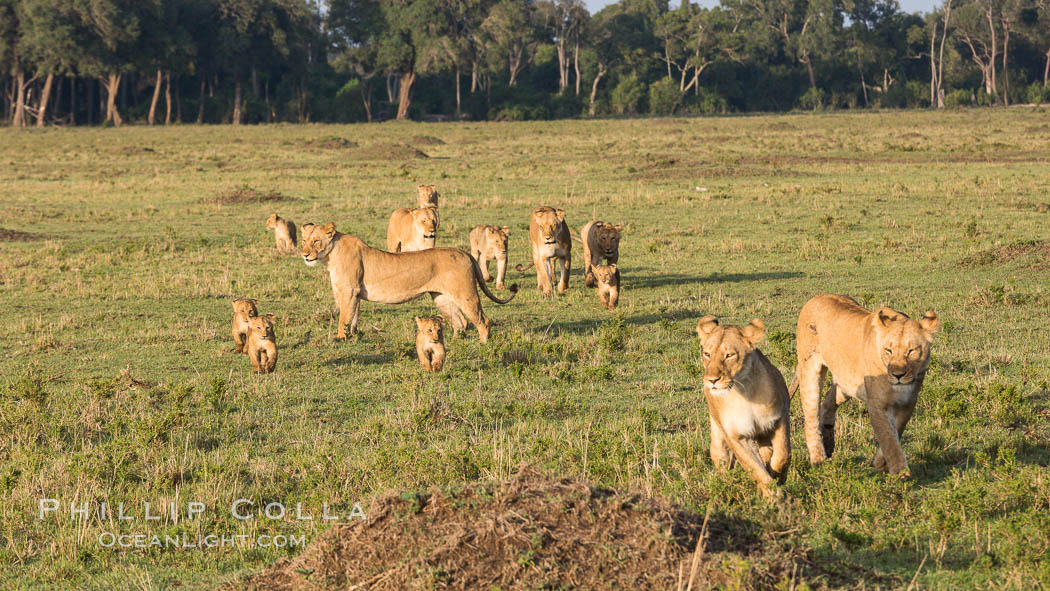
231;298;258;354
580;220;622;288
266;214;298;255
246;314;278;373
592;264;620;310
387;206;438;253
791;294;939;478
469;225;511;290
515;206;571;295
415;316;446;372
417;185;439;209
698;316;790;497
300;222;518;343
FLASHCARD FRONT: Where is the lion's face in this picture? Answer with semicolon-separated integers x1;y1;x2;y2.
301;222;336;266
595;224;622;255
413;208;439;243
265;214;279;229
249;314;275;341
592;264;617;286
872;308;940;385
487;226;510;256
697;316;765;394
415;316;443;342
232;299;258;318
536;209;565;244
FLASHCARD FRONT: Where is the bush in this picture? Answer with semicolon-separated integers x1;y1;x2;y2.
1025;82;1050;105
610;74;646;115
797;87;827;110
944;89;973;108
648;79;682;115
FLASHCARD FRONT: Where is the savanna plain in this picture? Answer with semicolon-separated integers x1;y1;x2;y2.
1;110;1049;590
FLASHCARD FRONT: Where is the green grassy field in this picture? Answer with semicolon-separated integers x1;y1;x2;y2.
2;110;1049;590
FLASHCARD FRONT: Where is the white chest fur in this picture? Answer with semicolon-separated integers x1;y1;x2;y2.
710;387;781;438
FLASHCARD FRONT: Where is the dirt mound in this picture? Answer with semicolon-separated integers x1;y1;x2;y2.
411;135;446;146
359;142;429;160
961;240;1050;267
207;186;294;205
304;136;358;149
0;227;41;241
224;468;800;591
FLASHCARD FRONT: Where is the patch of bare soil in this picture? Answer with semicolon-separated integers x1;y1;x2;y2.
961;240;1050;268
359;142;429;160
223;468;803;591
0;227;41;241
411;135;446;146
304;136;359;149
206;187;294;205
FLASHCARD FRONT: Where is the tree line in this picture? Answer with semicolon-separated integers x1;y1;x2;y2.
2;0;1049;127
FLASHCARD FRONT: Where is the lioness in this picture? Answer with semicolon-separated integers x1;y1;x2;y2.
792;294;939;478
301;222;518;342
231;298;258;353
580;221;622;288
698;316;790;496
387;206;438;252
593;264;620;310
246;314;277;373
469;225;510;290
415;316;446;372
265;214;298;255
515;206;571;295
418;184;439;209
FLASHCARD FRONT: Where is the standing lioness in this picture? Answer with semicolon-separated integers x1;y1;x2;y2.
516;206;571;295
387;206;439;253
301;222;517;342
793;294;939;478
698;316;790;496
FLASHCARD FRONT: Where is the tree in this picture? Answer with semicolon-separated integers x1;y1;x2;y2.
329;0;384;121
376;0;447;120
481;0;541;88
655;2;724;95
537;0;587;94
954;0;999;101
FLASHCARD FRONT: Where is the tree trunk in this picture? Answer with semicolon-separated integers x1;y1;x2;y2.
361;78;373;122
148;69;163;125
557;40;567;93
164;71;172;124
929;23;937;106
471;60;479;93
232;76;243;124
509;49;523;87
1044;49;1050;87
396;70;415;120
69;77;76;124
574;41;581;95
454;63;461;118
985;4;997;101
386;75;395;103
936;0;952;109
12;66;27;127
589;64;606;116
1001;25;1009;106
35;72;54;127
197;78;206;124
803;54;816;89
101;73;123;126
858;57;868;107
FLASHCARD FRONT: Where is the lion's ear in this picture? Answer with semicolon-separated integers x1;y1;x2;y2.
555;208;565;220
502;226;510;235
609;263;617;271
301;222;315;234
436;315;444;323
323;222;337;237
876;307;898;327
415;316;423;328
613;223;623;233
742;319;765;346
264;313;275;323
697;315;719;337
919;311;940;335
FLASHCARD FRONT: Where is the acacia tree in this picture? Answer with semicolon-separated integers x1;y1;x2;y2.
377;0;446;120
655;2;724;95
954;0;998;100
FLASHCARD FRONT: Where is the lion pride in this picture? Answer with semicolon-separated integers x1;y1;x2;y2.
792;294;939;478
301;222;517;342
516;206;571;295
387;206;438;253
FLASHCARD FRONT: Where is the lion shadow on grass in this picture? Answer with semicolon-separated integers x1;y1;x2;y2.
628;270;803;289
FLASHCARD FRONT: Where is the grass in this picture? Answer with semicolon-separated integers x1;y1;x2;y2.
1;109;1049;590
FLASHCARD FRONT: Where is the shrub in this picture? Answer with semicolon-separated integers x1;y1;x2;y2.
1025;82;1050;105
797;87;827;111
944;89;973;108
648;79;682;115
610;74;646;115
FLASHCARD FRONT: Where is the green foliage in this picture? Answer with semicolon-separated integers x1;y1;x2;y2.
610;73;646;114
647;78;681;115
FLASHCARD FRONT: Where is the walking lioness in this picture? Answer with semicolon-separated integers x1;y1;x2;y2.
516;206;571;295
469;225;510;290
580;220;622;288
697;316;790;496
301;222;517;342
792;294;939;478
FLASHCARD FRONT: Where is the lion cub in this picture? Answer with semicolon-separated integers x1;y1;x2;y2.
697;316;790;496
246;314;278;373
418;184;439;209
415;316;446;372
593;264;620;309
469;225;510;289
231;298;259;353
265;214;298;255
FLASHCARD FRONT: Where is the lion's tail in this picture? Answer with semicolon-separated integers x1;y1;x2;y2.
473;256;518;304
515;261;535;272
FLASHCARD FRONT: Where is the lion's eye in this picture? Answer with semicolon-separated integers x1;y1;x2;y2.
884;348;892;355
702;351;710;358
726;352;736;358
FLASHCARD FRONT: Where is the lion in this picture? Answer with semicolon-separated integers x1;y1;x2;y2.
387;206;438;253
415;316;446;372
301;222;518;343
418;184;439;209
265;214;298;255
246;314;277;373
515;206;571;295
593;264;620;310
469;225;511;290
231;298;258;353
697;316;790;496
580;221;622;288
791;294;939;478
